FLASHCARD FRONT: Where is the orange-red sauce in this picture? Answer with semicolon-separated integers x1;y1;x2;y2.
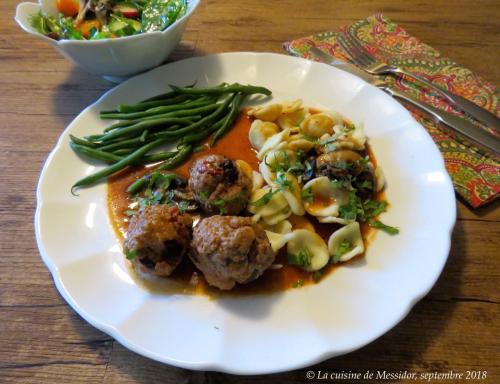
107;111;383;296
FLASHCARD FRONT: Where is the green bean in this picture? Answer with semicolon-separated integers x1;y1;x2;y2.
98;135;154;152
103;104;217;133
69;134;99;148
126;177;147;194
72;138;168;192
211;93;245;144
140;82;196;103
141;151;176;163
170;83;272;96
112;148;136;156
157;145;193;171
96;116;201;142
101;98;214;120
180;114;227;144
101;95;192;115
70;143;121;164
140;129;148;142
155;94;236;140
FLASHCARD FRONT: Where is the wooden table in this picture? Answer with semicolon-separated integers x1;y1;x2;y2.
1;1;499;383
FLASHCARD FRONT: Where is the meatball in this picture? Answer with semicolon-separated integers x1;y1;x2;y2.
190;216;275;290
189;155;252;215
124;205;192;277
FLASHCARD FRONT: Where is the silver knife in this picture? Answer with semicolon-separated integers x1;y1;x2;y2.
310;46;500;156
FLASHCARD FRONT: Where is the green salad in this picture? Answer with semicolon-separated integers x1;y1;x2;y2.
29;0;188;40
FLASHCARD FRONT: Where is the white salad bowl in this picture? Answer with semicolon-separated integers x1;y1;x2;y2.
15;0;200;79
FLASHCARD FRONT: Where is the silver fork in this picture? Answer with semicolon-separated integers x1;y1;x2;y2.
337;31;500;132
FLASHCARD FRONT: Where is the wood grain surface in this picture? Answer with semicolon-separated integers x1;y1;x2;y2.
1;1;499;383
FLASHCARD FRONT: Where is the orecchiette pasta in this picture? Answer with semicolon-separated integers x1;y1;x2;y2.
327;222;364;262
248;119;280;150
243;100;394;280
287;229;329;272
300;112;335;138
302;176;349;217
248;103;282;122
257;128;290;160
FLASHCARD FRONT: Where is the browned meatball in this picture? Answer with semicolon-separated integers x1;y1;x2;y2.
188;155;252;215
124;205;192;277
190;215;275;290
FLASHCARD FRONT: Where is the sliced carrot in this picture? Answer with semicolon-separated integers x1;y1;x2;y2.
77;19;102;39
56;0;80;17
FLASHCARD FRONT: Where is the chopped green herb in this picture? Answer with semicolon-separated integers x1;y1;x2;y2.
330;178;353;190
288;248;312;267
292;279;304;288
177;200;190;213
332;239;353;263
339;192;390;223
368;219;400;235
125;249;138;261
301;187;313;203
275;171;294;191
199;191;209;201
124;210;138;216
250;189;280;207
358;156;370;166
312;270;324;283
339;190;358;220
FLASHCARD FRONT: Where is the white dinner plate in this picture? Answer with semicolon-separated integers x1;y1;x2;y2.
35;53;456;374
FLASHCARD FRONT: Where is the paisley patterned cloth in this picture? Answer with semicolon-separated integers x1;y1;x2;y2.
283;13;500;208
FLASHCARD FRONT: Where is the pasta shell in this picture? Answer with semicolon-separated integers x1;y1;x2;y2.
328;222;364;262
264;148;298;170
302;176;349;217
281;99;303;114
256;128;290;160
334;122;366;150
317;216;353;225
248;187;289;216
262;219;293;234
235;159;253;180
248;103;283;122
286;135;315;152
251;171;264;192
248;120;280;150
277;108;308;130
280;173;305;216
263;207;292;225
265;230;294;253
259;161;276;187
300;112;335;138
287;229;329;271
375;166;385;192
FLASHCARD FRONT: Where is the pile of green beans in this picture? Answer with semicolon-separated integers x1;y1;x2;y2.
70;83;272;192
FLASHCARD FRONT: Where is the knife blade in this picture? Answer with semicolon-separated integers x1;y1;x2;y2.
309;46;500;156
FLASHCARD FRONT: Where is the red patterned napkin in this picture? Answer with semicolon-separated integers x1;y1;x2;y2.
283;14;500;208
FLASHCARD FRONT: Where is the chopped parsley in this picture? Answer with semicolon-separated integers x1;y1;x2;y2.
368;219;399;235
330;178;353;190
332;240;353;263
250;189;280;207
288;247;312;267
212;191;245;215
275;171;294;191
292;279;304;288
125;249;138;261
312;270;324;283
301;186;313;203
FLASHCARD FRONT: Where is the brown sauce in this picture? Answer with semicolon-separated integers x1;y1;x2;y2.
107;110;383;296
